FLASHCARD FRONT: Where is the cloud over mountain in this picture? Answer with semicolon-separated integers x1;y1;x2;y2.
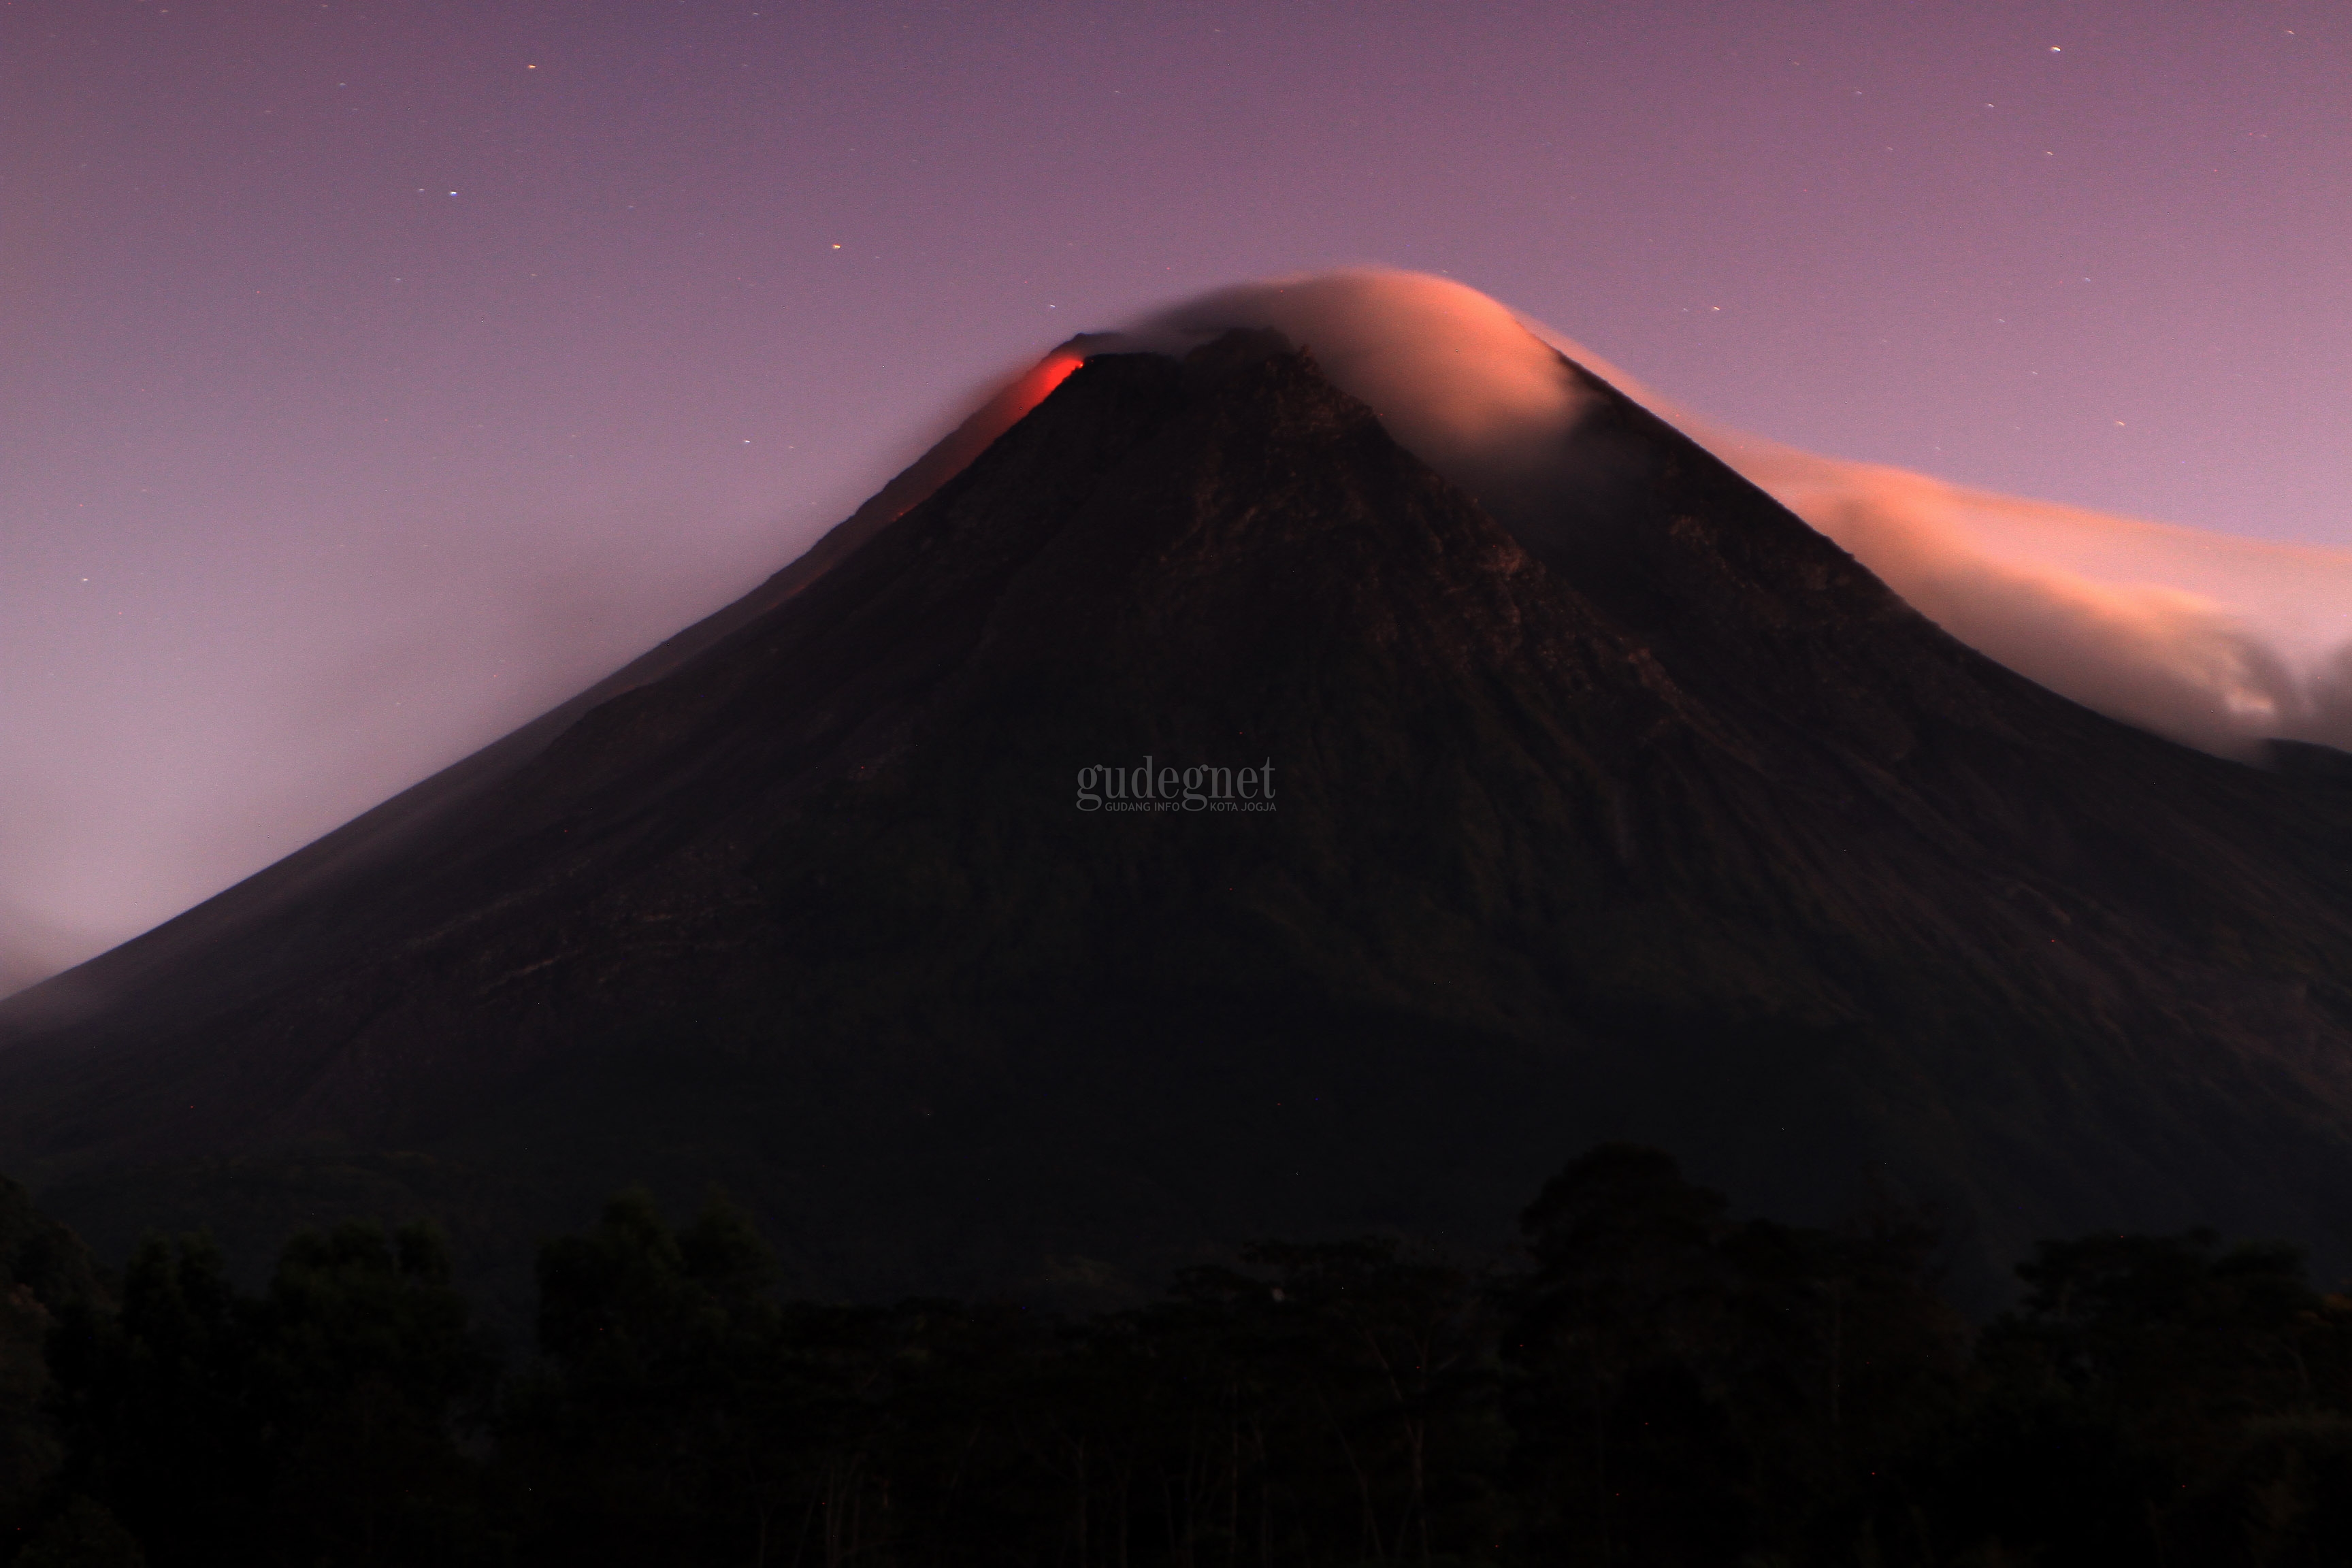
1111;269;2352;760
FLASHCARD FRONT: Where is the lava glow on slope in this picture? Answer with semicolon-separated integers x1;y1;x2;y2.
853;347;1098;529
1025;351;1087;407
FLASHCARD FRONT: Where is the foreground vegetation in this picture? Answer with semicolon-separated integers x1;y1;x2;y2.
5;1146;2352;1567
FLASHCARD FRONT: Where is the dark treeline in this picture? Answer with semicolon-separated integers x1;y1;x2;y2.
7;1146;2352;1567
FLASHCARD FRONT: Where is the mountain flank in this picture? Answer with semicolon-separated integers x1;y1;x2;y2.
6;335;2352;1311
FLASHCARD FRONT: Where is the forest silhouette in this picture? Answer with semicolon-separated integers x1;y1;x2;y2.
5;1145;2352;1567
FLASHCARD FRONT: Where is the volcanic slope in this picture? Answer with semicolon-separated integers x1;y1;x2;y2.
7;336;2352;1307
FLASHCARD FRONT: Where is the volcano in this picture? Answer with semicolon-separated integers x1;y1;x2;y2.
7;315;2352;1309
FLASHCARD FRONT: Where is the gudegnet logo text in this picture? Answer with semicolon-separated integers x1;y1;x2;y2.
1076;756;1277;813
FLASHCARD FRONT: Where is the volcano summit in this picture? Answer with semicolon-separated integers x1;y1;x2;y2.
6;278;2352;1307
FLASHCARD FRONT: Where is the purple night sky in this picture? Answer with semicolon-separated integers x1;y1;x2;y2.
3;0;2347;992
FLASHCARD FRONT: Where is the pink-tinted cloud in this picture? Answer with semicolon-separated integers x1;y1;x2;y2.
1117;270;2352;760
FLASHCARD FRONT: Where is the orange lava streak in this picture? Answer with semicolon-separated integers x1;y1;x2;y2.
869;349;1094;524
1005;352;1085;421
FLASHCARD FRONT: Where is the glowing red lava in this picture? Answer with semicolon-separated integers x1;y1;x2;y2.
871;350;1094;523
1009;352;1085;418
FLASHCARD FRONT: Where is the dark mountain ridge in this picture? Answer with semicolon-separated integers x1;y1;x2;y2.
6;335;2352;1309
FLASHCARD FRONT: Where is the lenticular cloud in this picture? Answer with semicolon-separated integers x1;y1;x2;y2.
1108;270;2352;762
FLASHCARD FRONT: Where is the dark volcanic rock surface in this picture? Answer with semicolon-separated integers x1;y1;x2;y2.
7;342;2352;1313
